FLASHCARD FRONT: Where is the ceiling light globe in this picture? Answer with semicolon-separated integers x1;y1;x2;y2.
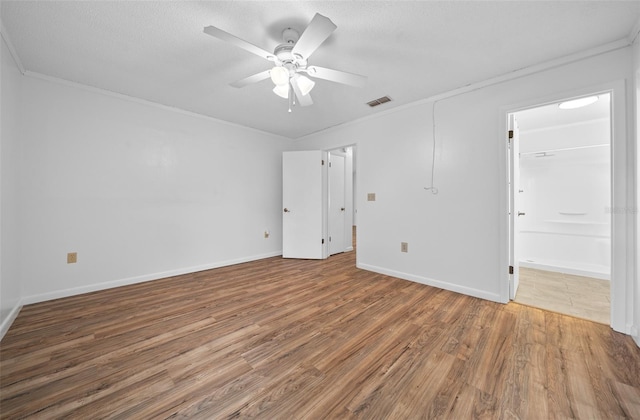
295;75;315;96
273;84;289;99
270;66;290;86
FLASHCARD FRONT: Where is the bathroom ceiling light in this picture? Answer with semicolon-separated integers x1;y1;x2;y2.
558;96;599;109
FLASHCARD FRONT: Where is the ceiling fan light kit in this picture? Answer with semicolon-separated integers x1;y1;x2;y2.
294;74;315;96
204;13;367;112
270;66;290;86
273;84;290;99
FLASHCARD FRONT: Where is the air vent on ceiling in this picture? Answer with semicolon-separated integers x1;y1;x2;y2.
366;96;392;107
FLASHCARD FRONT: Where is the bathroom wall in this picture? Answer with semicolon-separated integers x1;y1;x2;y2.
517;117;611;279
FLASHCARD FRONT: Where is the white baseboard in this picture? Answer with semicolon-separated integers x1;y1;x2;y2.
0;300;23;341
22;251;283;306
631;326;640;348
357;263;503;303
520;261;610;280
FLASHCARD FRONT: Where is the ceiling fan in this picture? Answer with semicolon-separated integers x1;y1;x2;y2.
203;13;367;111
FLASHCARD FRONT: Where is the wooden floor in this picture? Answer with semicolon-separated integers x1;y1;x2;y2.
2;247;640;418
515;267;610;325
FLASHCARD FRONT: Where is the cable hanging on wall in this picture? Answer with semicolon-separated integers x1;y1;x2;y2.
424;99;439;195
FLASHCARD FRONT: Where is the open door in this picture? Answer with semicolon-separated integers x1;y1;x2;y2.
282;151;327;259
508;114;521;299
329;154;346;255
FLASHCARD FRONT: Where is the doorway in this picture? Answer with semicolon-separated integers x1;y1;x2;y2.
508;93;612;324
282;146;356;260
328;146;356;256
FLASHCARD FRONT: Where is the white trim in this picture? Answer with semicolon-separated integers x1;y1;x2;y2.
0;19;25;74
22;251;282;305
627;16;640;45
0;300;23;341
296;38;630;142
23;71;291;143
500;80;631;334
630;325;639;347
357;263;502;303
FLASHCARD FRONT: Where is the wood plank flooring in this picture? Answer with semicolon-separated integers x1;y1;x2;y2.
2;245;640;418
515;267;610;325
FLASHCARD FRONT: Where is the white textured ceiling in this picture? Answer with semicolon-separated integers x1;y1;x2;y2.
2;1;639;139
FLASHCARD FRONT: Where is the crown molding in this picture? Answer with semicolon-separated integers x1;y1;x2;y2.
296;38;631;142
627;16;640;45
23;70;292;143
0;19;26;74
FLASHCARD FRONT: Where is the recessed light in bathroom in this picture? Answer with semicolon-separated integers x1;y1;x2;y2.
558;96;599;109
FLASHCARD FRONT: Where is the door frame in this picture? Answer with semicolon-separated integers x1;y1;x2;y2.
499;80;632;334
507;114;521;300
328;147;355;253
326;144;357;256
328;153;346;255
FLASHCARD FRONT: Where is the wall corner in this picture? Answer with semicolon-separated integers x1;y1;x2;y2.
0;299;22;341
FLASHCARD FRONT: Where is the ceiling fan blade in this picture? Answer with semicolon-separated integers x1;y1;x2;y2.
291;77;313;107
230;70;272;88
204;26;275;61
291;13;337;59
306;66;367;88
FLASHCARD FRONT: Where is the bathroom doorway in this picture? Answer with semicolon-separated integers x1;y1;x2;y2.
510;93;611;324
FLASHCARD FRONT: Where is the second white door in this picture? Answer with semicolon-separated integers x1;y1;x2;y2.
329;154;346;255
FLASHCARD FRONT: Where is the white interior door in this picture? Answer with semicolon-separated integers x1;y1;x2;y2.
508;115;521;299
282;151;327;259
329;154;346;255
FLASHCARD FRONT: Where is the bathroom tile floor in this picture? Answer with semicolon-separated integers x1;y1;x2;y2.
514;267;610;325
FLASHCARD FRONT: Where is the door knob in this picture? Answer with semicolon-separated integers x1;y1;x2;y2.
341;207;345;211
518;212;525;216
283;208;290;213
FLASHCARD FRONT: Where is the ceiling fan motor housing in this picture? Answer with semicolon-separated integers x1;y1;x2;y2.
274;43;306;72
282;27;300;44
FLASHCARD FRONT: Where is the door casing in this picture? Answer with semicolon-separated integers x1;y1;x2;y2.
499;80;631;334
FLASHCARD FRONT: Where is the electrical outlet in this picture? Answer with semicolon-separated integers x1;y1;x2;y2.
401;242;408;253
67;252;77;264
367;193;376;201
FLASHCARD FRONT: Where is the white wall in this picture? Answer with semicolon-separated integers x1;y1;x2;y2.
633;37;640;347
1;34;23;335
1;36;637;344
17;74;291;303
518;119;611;279
295;47;635;333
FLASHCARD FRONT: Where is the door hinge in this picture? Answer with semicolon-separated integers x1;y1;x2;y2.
329;162;332;167
509;265;514;275
329;236;332;242
322;238;325;244
322;159;325;166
